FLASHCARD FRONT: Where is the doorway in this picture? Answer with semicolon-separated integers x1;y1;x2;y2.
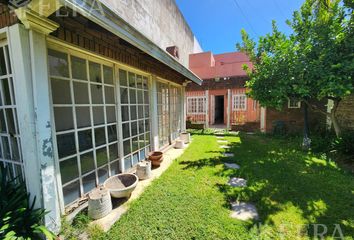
214;95;224;124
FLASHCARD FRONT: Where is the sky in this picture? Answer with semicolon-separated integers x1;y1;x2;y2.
175;0;304;54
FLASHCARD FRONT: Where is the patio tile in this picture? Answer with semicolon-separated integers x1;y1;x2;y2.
224;163;240;169
223;152;234;157
228;177;247;187
230;202;259;221
220;145;231;149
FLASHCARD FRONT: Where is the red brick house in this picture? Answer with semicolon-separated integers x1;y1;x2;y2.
186;51;260;130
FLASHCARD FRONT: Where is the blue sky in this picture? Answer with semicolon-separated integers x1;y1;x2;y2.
175;0;304;54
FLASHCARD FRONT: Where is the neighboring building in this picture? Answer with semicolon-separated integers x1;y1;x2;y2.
0;0;201;231
186;51;260;130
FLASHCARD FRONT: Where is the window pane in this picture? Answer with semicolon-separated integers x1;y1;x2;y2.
107;125;117;142
93;106;104;125
91;84;103;104
83;172;96;194
60;157;78;184
78;130;92;152
132;137;139;152
122;123;130;139
138;106;144;119
2;79;12;105
138;120;144;134
71;56;87;80
57;133;76;158
54;107;74;131
5;46;11;74
2;136;10;159
106;106;116;123
131;121;138;136
63;180;80;205
103;66;113;84
123;139;131;156
0;47;6;76
136;75;143;89
109;144;118;161
130;106;137;120
94;127;106;146
124;156;132;170
76;107;91;128
48;49;69;77
98;166;108;184
10;137;20;161
132;152;139;165
128;72;136;88
144;91;149;104
120;87;128;104
137;90;143;104
121;106;129;122
51;79;71;104
129;89;136;104
119;69;127;86
105;87;115;104
89;62;101;83
110;160;119;176
96;147;108;167
73;82;89;104
0;110;6;133
142;77;148;89
80;151;95;175
144;105;149;118
139;148;146;161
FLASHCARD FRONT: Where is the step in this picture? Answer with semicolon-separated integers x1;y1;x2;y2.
224;163;240;169
230;202;259;221
220;145;231;149
228;177;247;187
223;153;234;157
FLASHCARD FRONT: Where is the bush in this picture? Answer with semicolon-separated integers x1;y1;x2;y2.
335;130;354;156
0;166;55;240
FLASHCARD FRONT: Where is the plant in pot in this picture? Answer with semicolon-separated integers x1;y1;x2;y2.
148;151;163;167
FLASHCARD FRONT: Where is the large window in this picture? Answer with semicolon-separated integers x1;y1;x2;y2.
187;97;206;114
49;49;119;206
157;81;170;148
119;70;150;171
0;43;23;180
170;85;182;141
232;94;247;111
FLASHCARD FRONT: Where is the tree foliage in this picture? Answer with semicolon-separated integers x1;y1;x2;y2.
237;0;354;137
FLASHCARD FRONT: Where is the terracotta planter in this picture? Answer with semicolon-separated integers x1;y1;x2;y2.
148;151;163;166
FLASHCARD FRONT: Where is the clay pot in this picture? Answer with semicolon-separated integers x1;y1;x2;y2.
148;151;163;166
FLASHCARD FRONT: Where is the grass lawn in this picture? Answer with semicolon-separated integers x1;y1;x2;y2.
102;132;354;240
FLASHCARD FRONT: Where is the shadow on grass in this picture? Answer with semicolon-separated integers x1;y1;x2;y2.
183;132;354;237
219;134;354;237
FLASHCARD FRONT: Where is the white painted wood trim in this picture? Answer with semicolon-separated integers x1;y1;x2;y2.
227;89;231;130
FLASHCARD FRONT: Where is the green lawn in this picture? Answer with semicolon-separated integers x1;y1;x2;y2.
103;132;354;240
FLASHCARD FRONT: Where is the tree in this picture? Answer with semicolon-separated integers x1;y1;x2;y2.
237;0;354;138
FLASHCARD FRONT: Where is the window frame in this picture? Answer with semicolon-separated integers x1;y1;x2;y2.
288;98;301;109
232;94;247;111
186;96;206;114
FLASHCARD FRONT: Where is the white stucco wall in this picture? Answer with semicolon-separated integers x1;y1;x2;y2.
102;0;202;67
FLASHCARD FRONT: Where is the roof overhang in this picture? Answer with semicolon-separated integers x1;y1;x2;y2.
60;0;202;85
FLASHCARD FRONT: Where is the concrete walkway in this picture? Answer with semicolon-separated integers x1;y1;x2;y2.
92;144;187;231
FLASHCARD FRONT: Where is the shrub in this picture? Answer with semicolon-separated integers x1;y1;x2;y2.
335;130;354;156
0;166;55;239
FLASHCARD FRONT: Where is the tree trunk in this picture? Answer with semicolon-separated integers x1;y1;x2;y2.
302;103;311;149
330;99;342;138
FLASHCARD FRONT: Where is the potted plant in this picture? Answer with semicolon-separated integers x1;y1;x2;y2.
148;151;163;166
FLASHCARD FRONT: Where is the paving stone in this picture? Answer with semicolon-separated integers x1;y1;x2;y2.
216;136;224;139
230;202;259;221
217;140;228;144
224;163;240;169
215;132;225;136
220;145;231;149
223;152;234;157
228;177;247;187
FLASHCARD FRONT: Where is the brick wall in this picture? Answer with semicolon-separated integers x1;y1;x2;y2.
48;8;185;85
0;4;18;28
186;76;248;91
265;102;326;134
336;94;354;130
